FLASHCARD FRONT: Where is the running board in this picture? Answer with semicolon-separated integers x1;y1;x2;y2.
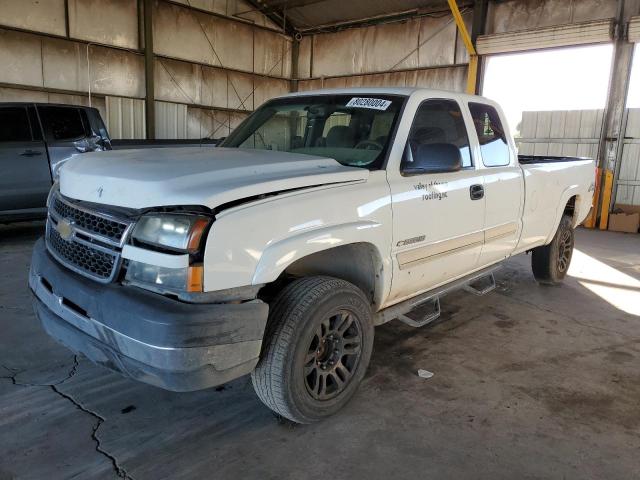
374;264;501;327
463;273;496;296
397;298;441;328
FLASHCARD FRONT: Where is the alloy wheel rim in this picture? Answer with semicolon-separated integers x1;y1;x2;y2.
303;310;362;401
557;229;572;272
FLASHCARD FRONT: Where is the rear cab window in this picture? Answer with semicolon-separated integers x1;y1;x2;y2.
0;107;33;142
468;102;511;167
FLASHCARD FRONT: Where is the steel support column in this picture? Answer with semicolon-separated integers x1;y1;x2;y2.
143;0;155;140
595;0;640;229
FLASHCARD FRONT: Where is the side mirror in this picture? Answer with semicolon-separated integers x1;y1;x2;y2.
73;135;105;153
403;143;462;174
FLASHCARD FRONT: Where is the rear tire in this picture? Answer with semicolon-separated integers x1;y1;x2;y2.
251;276;374;424
532;215;574;285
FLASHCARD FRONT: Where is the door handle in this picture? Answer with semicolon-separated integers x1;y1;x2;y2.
20;150;42;157
470;184;484;200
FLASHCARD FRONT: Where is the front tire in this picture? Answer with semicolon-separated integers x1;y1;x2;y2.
532;215;574;285
251;276;374;424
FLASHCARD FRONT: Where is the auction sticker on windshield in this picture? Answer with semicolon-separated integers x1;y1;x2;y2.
346;97;392;110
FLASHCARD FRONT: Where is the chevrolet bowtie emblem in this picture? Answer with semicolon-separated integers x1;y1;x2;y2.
56;218;74;241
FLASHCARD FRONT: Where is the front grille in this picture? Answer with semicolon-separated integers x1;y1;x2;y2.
46;191;133;283
48;227;116;280
52;196;128;243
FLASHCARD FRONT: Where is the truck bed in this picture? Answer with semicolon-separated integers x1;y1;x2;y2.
518;155;592;164
516;157;595;253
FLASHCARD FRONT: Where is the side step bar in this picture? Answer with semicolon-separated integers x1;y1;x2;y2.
374;265;501;327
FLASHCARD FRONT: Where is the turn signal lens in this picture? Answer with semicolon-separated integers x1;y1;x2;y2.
187;265;204;292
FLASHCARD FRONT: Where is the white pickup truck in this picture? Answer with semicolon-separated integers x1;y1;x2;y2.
29;87;595;423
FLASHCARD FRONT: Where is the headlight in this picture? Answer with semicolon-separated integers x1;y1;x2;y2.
132;214;210;252
124;261;201;291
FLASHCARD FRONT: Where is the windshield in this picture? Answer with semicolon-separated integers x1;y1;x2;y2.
221;94;405;169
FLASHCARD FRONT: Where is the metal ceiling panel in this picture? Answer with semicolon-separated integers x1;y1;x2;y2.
476;19;614;55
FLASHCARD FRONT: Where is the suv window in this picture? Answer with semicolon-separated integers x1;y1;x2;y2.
0;107;32;142
402;99;472;172
468;103;510;167
39;106;88;141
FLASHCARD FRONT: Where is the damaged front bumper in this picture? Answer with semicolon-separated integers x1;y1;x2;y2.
29;238;269;392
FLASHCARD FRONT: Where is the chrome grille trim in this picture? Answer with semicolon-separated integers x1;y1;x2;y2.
50;191;132;248
46;191;135;283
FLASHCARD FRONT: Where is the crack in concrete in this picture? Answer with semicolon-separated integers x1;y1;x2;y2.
50;383;134;480
1;358;134;480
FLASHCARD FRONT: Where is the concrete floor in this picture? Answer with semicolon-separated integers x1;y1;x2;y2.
1;222;639;480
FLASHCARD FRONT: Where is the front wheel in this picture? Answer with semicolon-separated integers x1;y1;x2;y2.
532;215;574;285
251;276;374;423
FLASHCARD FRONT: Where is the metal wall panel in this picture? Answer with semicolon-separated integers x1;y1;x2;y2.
362;19;421;71
171;0;283;31
486;0;617;34
105;96;146;139
418;15;457;67
0;29;43;88
154;1;254;72
309;14;463;78
297;65;466;93
155;101;188;139
42;39;145;98
253;29;292;77
517;109;603;160
312;28;365;77
154;1;289;78
253;76;290;107
68;0;139;49
0;0;66;36
616;109;640;206
297;35;312;78
0;29;144;98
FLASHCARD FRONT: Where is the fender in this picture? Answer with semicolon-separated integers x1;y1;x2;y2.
252;220;388;286
544;184;582;244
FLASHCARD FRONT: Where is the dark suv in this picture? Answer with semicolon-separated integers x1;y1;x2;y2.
0;103;111;222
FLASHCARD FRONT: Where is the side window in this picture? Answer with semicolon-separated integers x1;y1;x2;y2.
402;99;472;174
39;106;89;141
468;103;510;167
0;107;32;142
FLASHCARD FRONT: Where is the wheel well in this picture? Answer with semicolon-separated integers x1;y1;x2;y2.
564;195;577;221
259;243;383;307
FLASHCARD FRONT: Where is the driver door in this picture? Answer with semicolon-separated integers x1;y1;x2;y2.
386;98;485;304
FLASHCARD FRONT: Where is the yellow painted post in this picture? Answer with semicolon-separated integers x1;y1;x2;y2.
598;170;614;230
466;55;479;94
447;0;478;94
583;167;601;228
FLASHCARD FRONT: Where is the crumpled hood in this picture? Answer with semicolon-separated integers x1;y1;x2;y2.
59;147;369;209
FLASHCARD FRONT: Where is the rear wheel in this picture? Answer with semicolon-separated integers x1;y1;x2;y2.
532;215;574;285
251;276;374;424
